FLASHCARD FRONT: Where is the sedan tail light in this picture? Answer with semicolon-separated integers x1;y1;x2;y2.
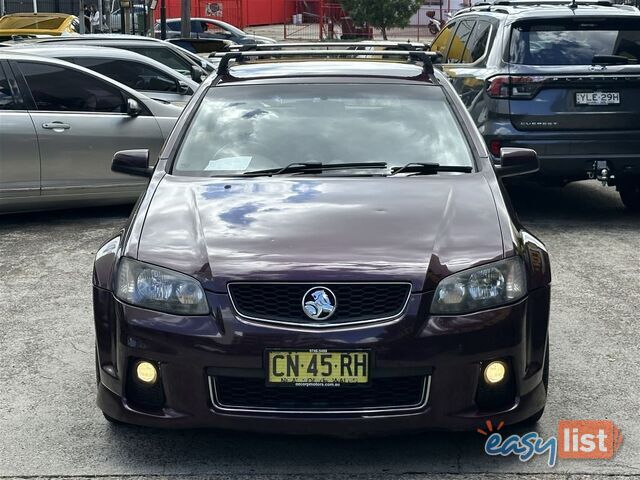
486;75;547;99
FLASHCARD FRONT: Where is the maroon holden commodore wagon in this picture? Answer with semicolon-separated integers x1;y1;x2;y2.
93;48;551;435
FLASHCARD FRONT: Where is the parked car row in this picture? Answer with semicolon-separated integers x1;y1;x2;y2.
4;34;217;80
0;51;181;213
3;0;640;213
9;45;197;106
0;18;279;214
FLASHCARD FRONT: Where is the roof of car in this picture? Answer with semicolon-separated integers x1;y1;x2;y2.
21;34;162;43
1;12;73;18
165;17;230;23
0;49;141;76
456;0;640;19
6;44;156;59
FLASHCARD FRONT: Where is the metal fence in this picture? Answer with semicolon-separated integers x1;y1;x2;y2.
283;0;372;41
283;0;321;41
281;1;457;42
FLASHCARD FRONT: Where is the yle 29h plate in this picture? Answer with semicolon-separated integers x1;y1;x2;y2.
267;350;369;386
576;91;620;106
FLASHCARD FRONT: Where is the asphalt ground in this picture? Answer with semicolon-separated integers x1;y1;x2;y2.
0;180;639;479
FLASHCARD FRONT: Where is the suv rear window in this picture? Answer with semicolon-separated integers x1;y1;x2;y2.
510;18;640;65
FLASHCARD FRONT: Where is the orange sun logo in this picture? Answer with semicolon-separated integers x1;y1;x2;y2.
477;419;505;436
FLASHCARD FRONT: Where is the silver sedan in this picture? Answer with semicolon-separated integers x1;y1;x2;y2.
0;52;181;214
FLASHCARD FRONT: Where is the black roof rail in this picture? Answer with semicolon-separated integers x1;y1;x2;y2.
457;3;512;15
216;49;439;77
10;34;39;41
229;41;427;52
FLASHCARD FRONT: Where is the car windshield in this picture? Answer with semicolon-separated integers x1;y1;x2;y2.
125;46;193;76
217;21;244;36
173;84;474;176
510;18;640;65
0;16;66;30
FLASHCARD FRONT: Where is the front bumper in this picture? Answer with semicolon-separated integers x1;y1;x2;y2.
93;285;550;435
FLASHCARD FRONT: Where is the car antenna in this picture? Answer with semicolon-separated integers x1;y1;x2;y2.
569;0;578;9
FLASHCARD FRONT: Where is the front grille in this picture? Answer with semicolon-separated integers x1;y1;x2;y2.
211;376;428;413
228;282;411;326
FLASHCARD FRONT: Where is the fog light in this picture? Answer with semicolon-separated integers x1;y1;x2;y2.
484;361;507;385
135;361;158;384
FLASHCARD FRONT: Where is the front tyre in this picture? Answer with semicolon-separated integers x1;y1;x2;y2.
619;183;640;211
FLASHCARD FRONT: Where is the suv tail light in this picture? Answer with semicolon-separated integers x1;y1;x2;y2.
486;75;547;99
489;140;502;157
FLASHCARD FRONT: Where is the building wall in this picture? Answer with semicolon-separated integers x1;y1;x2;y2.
244;0;290;26
161;0;293;28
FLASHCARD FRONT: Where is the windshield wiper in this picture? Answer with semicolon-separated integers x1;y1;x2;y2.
242;162;388;177
390;162;473;176
592;55;629;66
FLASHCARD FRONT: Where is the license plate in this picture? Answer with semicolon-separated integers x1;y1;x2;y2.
267;350;369;386
576;91;620;106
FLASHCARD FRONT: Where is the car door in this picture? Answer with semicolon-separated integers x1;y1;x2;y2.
0;61;41;205
66;57;193;105
199;21;232;41
12;59;165;199
190;20;205;39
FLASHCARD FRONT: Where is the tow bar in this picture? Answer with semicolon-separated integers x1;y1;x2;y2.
590;160;615;186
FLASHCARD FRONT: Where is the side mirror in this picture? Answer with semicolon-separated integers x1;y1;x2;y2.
495;147;539;178
126;98;142;117
177;80;191;95
190;64;205;82
111;149;153;177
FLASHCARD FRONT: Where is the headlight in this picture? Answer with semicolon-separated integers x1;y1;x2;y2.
115;257;209;315
430;257;526;315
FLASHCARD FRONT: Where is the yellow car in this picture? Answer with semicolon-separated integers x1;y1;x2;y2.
0;13;79;40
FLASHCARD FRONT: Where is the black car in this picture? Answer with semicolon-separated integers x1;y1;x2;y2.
158;18;276;44
92;48;551;434
430;0;640;210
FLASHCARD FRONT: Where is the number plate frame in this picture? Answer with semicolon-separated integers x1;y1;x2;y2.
265;349;372;387
576;91;621;106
